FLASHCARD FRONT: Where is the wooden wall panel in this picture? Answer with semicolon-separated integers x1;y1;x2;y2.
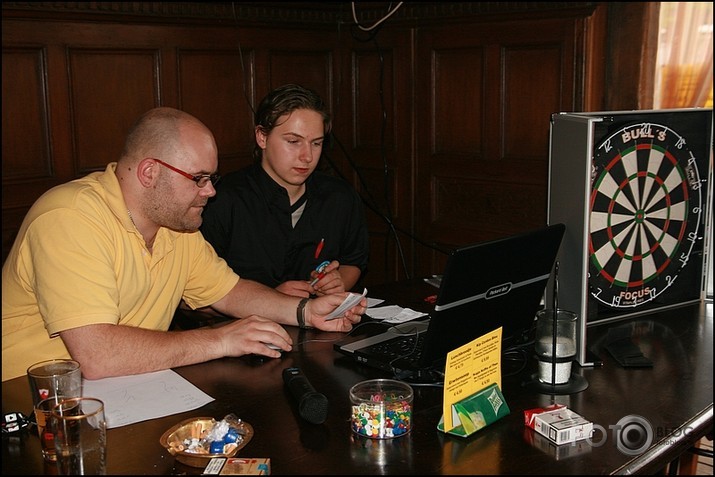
0;17;345;265
177;49;254;172
68;49;159;174
349;46;400;222
359;166;401;286
426;46;489;246
433;176;543;228
415;17;582;279
502;45;563;159
1;47;51;181
340;32;413;284
353;50;395;149
433;48;484;154
2;2;624;284
267;50;333;104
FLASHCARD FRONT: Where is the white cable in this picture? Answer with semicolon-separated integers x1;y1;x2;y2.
351;2;404;32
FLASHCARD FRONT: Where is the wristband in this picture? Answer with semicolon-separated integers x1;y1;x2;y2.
297;298;310;329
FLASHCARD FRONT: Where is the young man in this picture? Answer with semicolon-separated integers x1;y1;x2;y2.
200;84;369;298
1;106;366;382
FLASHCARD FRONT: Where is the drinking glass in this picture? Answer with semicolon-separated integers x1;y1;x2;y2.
534;309;577;385
27;359;82;462
51;397;107;475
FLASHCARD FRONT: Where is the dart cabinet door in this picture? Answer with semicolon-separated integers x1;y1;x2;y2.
547;109;713;366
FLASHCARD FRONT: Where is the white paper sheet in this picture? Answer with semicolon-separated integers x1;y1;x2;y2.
325;288;368;320
366;304;428;323
82;369;214;429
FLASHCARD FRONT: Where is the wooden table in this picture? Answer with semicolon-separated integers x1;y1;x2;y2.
2;279;712;474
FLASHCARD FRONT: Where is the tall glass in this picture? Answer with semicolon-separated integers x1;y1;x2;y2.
27;359;82;462
51;397;107;475
534;309;577;385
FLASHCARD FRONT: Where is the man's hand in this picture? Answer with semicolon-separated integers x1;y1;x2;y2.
304;293;366;332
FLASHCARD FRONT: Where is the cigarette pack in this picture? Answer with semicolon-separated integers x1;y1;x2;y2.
203;457;271;475
523;403;566;428
523;426;593;460
524;405;592;445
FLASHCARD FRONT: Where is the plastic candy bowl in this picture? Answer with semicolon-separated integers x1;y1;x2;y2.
349;379;413;439
160;417;253;468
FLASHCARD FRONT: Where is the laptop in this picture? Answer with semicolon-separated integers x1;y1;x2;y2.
334;223;566;377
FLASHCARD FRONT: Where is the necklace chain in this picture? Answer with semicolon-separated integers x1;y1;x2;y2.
127;209;136;227
127;209;154;251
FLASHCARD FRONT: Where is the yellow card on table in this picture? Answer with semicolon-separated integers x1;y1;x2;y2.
442;327;502;432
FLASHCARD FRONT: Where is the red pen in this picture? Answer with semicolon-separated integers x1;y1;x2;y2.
314;238;325;259
310;260;330;287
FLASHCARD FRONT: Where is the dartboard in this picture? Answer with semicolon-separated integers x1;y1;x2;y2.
588;122;705;309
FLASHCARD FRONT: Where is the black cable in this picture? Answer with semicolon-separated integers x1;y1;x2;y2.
502;348;530;377
322;138;448;256
372;36;410;279
231;3;255;118
347;19;385;43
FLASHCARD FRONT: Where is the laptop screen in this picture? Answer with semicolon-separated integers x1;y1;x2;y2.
418;223;566;369
334;223;566;376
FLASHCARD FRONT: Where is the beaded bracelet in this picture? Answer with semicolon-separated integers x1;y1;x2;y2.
297;298;310;329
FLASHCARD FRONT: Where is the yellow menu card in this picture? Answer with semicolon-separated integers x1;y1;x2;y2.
442;327;502;432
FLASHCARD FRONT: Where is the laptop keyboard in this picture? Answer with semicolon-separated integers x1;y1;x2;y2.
362;333;426;365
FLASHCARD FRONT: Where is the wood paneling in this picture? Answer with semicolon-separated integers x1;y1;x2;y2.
353;49;396;149
267;50;333;101
68;49;160;174
3;2;657;287
177;49;254;170
502;44;564;158
433;47;485;154
413;16;589;276
2;47;51;182
338;29;413;284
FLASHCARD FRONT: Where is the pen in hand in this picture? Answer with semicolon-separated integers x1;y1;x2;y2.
310;260;330;287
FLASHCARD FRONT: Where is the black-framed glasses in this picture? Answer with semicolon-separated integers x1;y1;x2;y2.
151;158;220;188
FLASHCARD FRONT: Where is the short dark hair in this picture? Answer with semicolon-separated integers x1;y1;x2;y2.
253;84;331;161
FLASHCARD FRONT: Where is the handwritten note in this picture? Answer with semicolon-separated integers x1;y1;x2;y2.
82;369;214;429
442;327;502;432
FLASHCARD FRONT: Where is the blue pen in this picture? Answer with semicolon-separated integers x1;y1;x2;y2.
310;260;331;287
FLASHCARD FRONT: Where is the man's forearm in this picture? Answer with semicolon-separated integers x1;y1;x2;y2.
211;278;299;325
61;324;224;380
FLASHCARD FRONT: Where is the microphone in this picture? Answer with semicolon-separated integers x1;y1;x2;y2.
282;367;328;425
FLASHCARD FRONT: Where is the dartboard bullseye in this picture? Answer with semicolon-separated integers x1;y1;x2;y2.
588;122;704;309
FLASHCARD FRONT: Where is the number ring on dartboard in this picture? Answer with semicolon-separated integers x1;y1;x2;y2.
588;122;703;309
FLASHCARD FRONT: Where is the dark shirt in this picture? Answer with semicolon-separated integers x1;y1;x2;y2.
200;163;369;290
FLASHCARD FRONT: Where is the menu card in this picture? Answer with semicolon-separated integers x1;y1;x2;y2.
441;327;503;432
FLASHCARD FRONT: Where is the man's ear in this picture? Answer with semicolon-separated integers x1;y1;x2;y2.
135;157;158;187
255;127;267;149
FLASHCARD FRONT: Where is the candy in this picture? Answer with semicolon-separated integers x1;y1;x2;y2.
350;380;414;439
181;415;246;455
350;400;412;438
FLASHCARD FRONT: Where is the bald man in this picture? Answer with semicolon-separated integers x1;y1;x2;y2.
2;107;366;382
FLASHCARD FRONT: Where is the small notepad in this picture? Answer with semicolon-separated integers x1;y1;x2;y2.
325;288;367;320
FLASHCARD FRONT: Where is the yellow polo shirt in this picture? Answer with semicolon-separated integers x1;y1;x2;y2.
1;163;239;381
